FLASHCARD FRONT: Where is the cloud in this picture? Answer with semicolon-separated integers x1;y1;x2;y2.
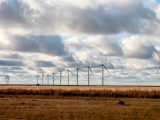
0;52;23;60
122;36;154;59
0;35;67;56
0;0;160;85
0;0;34;29
35;60;55;68
86;36;123;56
0;0;158;35
0;60;23;66
65;36;123;62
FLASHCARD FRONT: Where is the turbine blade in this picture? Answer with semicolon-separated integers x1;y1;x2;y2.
104;65;109;73
154;48;160;58
89;68;94;76
69;70;72;74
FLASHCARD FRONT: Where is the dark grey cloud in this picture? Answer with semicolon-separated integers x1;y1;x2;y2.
0;0;34;28
0;35;67;56
0;67;26;74
0;53;23;60
62;55;75;63
35;60;55;68
0;0;158;35
67;2;156;34
14;35;66;56
0;59;23;66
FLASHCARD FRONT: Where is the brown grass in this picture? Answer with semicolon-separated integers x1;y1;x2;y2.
0;88;160;119
0;88;160;98
0;95;160;120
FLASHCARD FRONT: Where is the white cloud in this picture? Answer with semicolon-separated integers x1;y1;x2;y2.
0;0;158;35
0;0;160;85
122;36;154;59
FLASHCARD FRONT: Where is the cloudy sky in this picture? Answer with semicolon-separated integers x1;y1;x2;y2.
0;0;160;85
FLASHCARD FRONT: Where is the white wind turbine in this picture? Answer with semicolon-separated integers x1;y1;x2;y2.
35;74;40;85
46;74;51;85
5;75;10;84
75;63;82;86
41;73;44;85
52;73;56;85
84;62;94;86
66;68;72;86
97;64;109;86
59;70;63;85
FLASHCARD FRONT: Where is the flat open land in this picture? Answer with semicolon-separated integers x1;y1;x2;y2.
0;85;160;120
1;85;160;91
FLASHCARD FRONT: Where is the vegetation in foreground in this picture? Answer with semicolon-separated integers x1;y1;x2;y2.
0;88;160;98
0;95;160;120
0;88;160;120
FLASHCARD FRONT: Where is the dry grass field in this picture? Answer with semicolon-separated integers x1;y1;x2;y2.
0;85;160;120
1;85;160;91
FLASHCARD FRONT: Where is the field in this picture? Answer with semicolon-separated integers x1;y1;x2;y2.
0;85;160;120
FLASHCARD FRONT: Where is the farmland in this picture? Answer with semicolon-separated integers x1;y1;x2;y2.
0;85;160;120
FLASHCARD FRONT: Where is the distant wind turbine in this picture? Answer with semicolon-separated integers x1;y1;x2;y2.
66;68;72;85
42;73;44;85
76;67;79;86
36;74;40;85
154;48;160;73
59;70;62;85
97;64;109;86
52;73;56;85
5;75;10;84
85;65;94;86
75;63;82;86
46;74;51;85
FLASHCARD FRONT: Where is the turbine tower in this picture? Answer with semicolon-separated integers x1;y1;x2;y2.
85;65;94;86
52;73;56;85
5;75;10;84
75;62;81;86
59;71;62;85
76;67;79;86
98;64;109;86
41;73;44;85
36;74;40;85
66;69;72;85
46;74;50;85
75;63;81;86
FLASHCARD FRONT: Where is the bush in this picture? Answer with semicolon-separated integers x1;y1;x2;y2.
116;100;125;105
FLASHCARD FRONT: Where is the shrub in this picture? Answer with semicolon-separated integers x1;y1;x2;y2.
116;100;125;105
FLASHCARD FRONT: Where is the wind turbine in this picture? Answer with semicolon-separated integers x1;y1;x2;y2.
154;48;160;73
52;73;56;85
46;74;51;85
66;68;72;85
84;64;94;86
97;64;109;86
41;73;44;85
5;75;10;84
75;63;81;86
59;70;63;85
36;74;40;85
76;67;79;86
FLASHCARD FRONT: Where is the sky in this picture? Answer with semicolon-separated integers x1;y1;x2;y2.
0;0;160;85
